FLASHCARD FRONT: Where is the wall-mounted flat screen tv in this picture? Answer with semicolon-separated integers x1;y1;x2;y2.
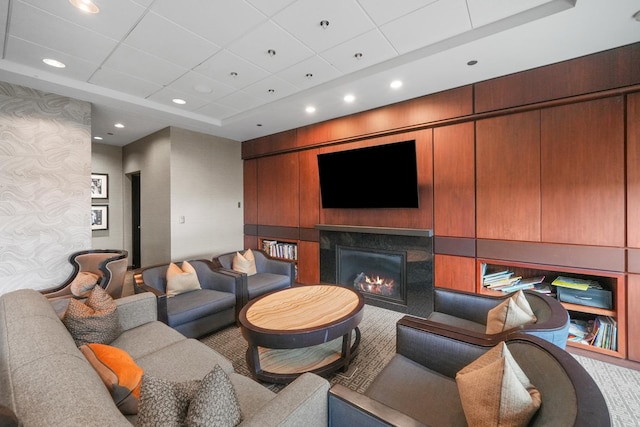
317;140;419;209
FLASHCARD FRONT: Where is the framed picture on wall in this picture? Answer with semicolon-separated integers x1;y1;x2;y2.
91;173;108;199
91;205;108;230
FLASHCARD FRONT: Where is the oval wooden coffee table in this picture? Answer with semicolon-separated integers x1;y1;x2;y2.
239;284;364;384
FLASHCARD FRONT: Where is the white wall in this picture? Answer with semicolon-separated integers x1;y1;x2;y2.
0;82;91;293
91;143;125;251
170;128;244;260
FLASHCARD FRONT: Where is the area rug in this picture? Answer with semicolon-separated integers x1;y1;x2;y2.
200;304;640;426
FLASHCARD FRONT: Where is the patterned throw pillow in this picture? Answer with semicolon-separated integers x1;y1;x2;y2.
486;290;537;334
80;344;144;415
62;285;122;346
456;342;542;427
69;271;101;297
166;261;201;297
136;365;242;427
232;249;257;276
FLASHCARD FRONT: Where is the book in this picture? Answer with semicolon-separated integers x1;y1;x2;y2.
551;276;600;291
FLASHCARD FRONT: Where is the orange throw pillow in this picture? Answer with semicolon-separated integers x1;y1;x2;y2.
80;343;144;415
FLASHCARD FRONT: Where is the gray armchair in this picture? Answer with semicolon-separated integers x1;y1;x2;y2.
133;259;241;338
425;288;570;348
41;249;129;300
213;249;295;308
328;316;610;427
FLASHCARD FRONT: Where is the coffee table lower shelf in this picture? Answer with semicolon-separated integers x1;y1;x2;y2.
247;328;361;384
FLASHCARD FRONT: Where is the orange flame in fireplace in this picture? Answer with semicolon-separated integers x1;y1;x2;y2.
354;272;396;296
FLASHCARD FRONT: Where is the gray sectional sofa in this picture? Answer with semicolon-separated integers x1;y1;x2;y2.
0;289;329;426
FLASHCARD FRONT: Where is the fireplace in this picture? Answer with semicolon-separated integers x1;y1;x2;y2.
318;225;433;317
337;246;406;305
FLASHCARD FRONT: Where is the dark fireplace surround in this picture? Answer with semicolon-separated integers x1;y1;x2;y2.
318;225;434;318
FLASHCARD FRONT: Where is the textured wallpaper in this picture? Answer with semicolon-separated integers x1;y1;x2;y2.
0;82;91;294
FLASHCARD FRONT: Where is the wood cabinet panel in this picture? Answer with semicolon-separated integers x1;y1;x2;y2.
475;44;640;113
433;122;475;237
320;130;433;229
297;240;319;285
298;149;320;228
242;129;297;158
476;111;541;241
243;159;258;225
628;274;640;362
434;254;476;292
541;97;625;247
628;92;640;248
257;153;300;227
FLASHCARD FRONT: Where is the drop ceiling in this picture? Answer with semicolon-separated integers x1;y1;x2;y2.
0;0;638;146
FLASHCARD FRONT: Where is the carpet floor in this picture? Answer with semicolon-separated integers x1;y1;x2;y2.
200;304;640;426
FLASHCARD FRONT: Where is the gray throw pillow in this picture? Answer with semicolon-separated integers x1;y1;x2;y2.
62;286;122;346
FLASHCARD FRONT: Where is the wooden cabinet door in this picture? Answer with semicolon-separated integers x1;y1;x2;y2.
257;153;300;227
477;111;541;241
433;123;475;237
434;254;476;292
628;274;640;362
628;92;640;248
541;97;625;247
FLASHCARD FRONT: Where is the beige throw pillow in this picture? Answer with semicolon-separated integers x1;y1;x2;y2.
166;261;201;297
69;271;101;297
232;249;257;276
486;290;537;334
456;342;542;427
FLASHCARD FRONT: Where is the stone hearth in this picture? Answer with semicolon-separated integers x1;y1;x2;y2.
318;225;433;317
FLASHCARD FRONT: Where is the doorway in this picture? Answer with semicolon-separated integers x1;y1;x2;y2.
131;173;141;269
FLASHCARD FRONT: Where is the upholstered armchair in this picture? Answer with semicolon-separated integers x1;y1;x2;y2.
213;249;295;308
328;316;610;427
133;259;242;338
425;288;570;348
41;249;128;300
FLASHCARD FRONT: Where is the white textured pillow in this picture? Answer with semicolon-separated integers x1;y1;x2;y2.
456;342;542;427
166;261;201;297
486;290;537;334
232;249;257;276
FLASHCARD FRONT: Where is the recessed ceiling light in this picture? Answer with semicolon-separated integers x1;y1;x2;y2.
268;89;275;94
257;124;263;127
267;49;276;57
305;73;313;79
320;20;330;29
93;136;103;140
354;52;363;60
467;60;478;66
306;106;316;113
230;72;238;78
172;98;186;105
69;0;99;14
344;94;355;103
114;123;125;128
42;58;66;68
390;80;403;89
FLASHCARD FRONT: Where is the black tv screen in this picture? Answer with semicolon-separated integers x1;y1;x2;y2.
317;140;419;209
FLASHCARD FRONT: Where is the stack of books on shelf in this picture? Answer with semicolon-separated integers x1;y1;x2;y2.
480;265;546;293
262;240;298;261
568;317;617;351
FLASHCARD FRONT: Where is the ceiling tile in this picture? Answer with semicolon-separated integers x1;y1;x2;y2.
242;75;298;101
244;0;296;17
356;0;439;26
193;49;270;90
320;29;397;74
89;67;162;98
122;12;221;69
227;21;315;73
276;55;342;89
5;37;99;81
20;0;146;40
380;0;472;55
273;0;375;52
151;0;268;47
216;90;266;111
10;1;117;63
102;44;188;86
168;71;236;102
196;102;240;120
